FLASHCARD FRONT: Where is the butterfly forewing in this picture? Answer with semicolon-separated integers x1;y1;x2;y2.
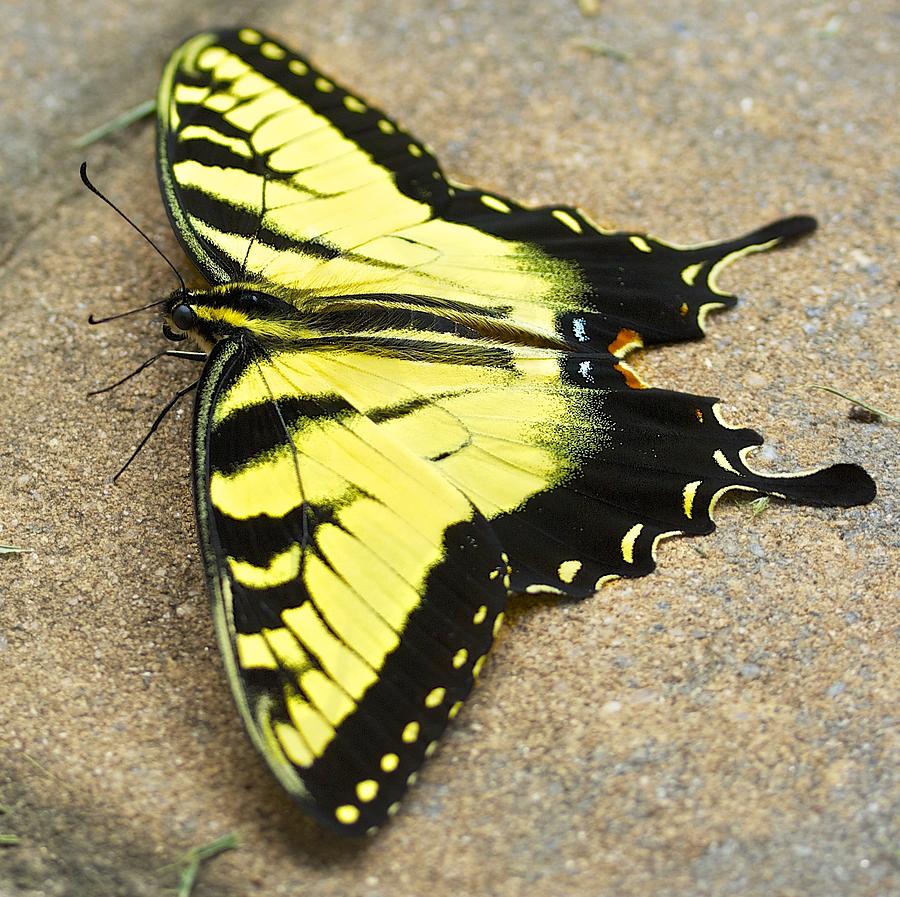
158;28;818;351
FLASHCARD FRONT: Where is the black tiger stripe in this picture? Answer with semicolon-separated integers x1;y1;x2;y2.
209;393;355;476
171;102;252;141
256;224;341;259
173;136;258;173
177;185;261;236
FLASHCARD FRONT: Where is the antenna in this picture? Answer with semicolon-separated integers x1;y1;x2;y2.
79;162;186;294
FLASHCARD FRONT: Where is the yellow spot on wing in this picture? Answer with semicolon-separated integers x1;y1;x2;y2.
681;262;704;286
621;523;644;564
402;721;420;743
274;722;314;767
238;28;262;44
209;451;305;520
356;780;379;802
558;559;582;583
472;656;486;678
230;71;272;99
314;520;423;631
235;632;278;670
288;59;308;75
449;701;463;719
629;235;652;253
713;449;740;474
452;648;468;669
682;480;701;519
210;52;252;82
408;143;423;157
370;399;469;464
552;209;583;233
172;158;289;210
228;543;301;589
480;195;511;213
378;119;395;133
260;41;286;60
315;76;334;92
437;434;560;519
473;605;487;625
381;753;399;772
525;583;565;595
344;95;367;113
493;613;504;636
336;804;359;824
425;687;446;708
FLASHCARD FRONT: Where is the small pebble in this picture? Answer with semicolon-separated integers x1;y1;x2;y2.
740;663;763;680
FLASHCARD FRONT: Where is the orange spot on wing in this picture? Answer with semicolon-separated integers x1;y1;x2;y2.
614;363;648;389
680;302;689;316
694;408;704;423
607;328;644;357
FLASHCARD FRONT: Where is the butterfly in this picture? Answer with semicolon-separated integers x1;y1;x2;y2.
147;27;875;835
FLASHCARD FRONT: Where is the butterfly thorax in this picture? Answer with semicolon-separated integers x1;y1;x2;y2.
163;284;317;351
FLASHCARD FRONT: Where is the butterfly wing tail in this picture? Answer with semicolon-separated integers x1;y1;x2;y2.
741;460;877;508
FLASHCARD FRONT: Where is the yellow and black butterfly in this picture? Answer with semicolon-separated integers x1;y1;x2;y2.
145;27;876;835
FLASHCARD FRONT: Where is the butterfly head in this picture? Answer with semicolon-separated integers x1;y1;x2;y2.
162;285;301;350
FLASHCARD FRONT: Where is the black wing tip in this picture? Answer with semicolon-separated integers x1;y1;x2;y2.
736;214;818;250
771;214;818;244
765;462;877;508
817;462;877;507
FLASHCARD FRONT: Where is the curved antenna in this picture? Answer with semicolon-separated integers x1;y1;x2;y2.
79;161;186;294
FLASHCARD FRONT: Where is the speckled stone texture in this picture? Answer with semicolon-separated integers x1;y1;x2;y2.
1;2;896;896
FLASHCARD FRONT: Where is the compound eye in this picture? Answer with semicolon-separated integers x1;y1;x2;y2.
171;303;196;331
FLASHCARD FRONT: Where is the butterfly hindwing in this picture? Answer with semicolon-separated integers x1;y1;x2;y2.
195;339;509;833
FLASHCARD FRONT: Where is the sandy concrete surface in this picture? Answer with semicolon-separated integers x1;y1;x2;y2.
1;2;896;895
